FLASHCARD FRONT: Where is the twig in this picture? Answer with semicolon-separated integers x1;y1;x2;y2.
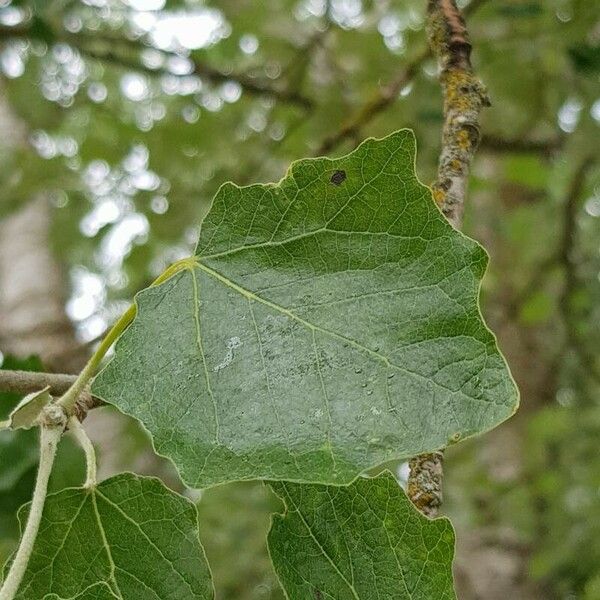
558;156;599;381
0;369;103;418
314;0;488;157
0;369;77;396
558;157;594;286
480;134;564;156
79;46;313;109
315;47;429;155
193;63;313;110
0;409;65;600
407;0;489;518
426;0;490;227
238;29;331;184
505;253;559;318
0;24;313;110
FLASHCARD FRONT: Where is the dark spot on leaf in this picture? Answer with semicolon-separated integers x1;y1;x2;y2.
330;170;346;186
313;590;323;600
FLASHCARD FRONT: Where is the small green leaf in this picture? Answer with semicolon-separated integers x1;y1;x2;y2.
9;473;214;600
7;387;51;430
0;355;45;421
268;472;456;599
93;130;518;487
568;44;600;74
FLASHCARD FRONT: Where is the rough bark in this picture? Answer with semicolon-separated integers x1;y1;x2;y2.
407;0;489;520
426;0;490;228
407;451;444;517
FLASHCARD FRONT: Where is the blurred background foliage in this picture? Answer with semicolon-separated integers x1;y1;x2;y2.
0;0;598;598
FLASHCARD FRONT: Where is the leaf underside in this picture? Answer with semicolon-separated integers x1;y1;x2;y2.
93;129;518;488
268;471;456;600
10;473;213;600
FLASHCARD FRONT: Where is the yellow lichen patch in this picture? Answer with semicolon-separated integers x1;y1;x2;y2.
444;70;472;111
433;187;446;206
427;11;449;61
457;129;471;151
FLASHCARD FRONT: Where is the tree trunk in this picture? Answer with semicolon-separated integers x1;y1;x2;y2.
0;82;178;486
0;196;85;373
0;82;82;373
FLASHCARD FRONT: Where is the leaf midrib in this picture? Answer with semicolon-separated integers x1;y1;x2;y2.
280;483;361;600
90;492;123;600
192;261;484;400
95;488;198;598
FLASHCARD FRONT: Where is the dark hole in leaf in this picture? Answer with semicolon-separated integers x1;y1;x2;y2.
330;170;346;185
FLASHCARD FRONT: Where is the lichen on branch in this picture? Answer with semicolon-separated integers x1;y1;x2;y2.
408;451;445;518
427;0;490;228
407;0;490;518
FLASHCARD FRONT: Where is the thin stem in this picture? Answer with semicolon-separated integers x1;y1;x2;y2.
0;424;62;600
68;416;97;488
58;257;198;413
314;47;429;156
57;304;135;412
0;370;77;397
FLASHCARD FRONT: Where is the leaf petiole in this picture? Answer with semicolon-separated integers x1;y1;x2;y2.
0;415;64;600
68;416;97;488
0;258;199;597
58;257;198;413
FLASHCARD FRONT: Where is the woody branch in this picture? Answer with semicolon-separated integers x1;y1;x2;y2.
407;0;489;518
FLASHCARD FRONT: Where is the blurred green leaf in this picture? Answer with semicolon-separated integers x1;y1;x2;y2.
519;291;553;324
495;3;544;18
568;44;600;74
0;356;85;566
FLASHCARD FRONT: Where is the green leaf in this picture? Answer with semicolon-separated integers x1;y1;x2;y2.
42;582;118;600
0;430;38;493
268;471;456;599
0;356;45;419
6;387;51;430
93;129;518;487
9;473;214;600
568;44;600;74
496;2;544;17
